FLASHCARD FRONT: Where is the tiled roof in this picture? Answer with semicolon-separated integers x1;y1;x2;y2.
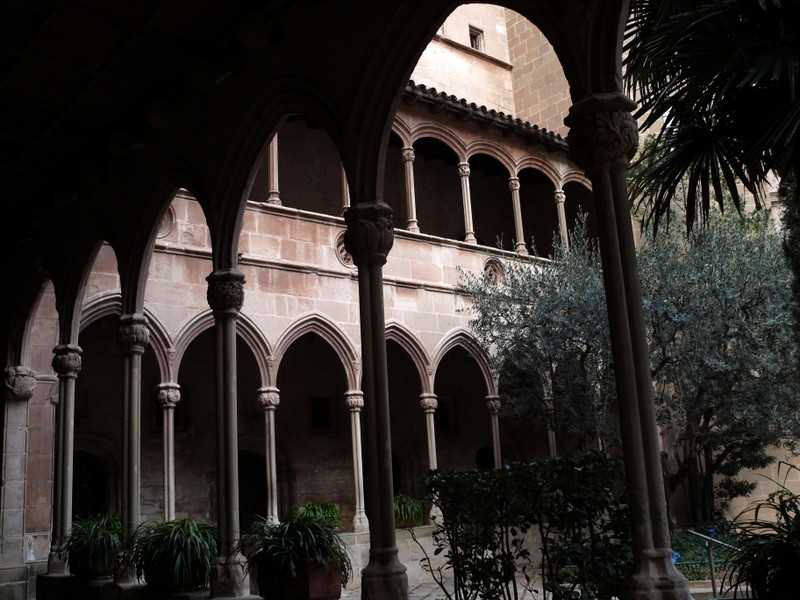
403;80;568;151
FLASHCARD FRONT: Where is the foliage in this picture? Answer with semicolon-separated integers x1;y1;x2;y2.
295;500;342;529
420;454;632;600
460;215;800;524
56;513;122;579
624;0;799;233
126;518;217;592
726;462;800;599
670;525;737;582
394;493;424;527
460;222;616;450
236;510;352;588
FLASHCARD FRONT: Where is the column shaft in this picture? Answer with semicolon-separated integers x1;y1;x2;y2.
509;177;528;254
206;269;249;598
259;387;280;524
158;383;181;521
555;189;570;250
419;393;438;470
344;202;408;600
401;147;419;232
486;396;502;469
267;134;281;204
457;162;476;243
346;391;368;533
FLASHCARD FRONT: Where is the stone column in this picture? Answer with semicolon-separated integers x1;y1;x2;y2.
508;177;528;254
50;344;81;573
345;390;369;533
401;147;420;232
555;189;570;250
565;94;690;600
485;395;502;469
258;386;280;524
343;201;408;600
267;134;281;205
419;393;438;470
157;383;180;522
206;269;249;598
457;162;477;243
3;367;37;568
342;165;351;212
117;314;150;537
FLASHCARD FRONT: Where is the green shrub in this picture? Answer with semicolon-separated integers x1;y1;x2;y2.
57;514;122;579
127;518;217;592
295;500;343;529
394;493;424;527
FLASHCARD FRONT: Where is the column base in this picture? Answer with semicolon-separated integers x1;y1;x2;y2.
211;554;252;598
406;220;419;233
629;548;692;600
360;546;408;600
353;510;369;533
515;242;529;255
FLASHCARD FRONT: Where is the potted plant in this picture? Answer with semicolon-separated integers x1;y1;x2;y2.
237;509;352;600
126;517;217;592
726;462;800;600
295;500;343;529
56;513;122;580
394;493;423;528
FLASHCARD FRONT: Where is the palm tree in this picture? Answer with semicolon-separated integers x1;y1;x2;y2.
624;0;799;233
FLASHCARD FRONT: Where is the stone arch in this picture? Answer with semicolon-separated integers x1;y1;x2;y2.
384;321;432;393
468;152;515;250
518;165;559;257
516;155;561;188
408;125;467;161
432;328;495;396
465;141;515;176
391;116;413;148
273;314;359;390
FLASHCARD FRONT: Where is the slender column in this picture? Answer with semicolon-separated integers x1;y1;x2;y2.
258;386;280;524
565;94;690;600
118;314;150;538
419;393;438;470
206;269;249;598
342;165;351;212
157;383;181;521
49;345;81;573
485;395;502;469
345;390;369;533
267;134;281;205
457;162;477;243
508;177;528;254
401;147;420;232
555;189;570;250
343;201;408;600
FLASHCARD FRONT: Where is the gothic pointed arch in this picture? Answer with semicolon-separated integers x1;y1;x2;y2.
432;328;496;396
274;314;359;390
384;321;432;393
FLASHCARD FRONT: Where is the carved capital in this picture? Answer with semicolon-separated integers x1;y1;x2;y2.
343;202;394;266
508;177;520;192
4;366;37;401
157;383;181;409
419;393;438;412
401;147;415;163
206;269;246;316
554;189;566;204
457;162;471;178
52;345;82;379
258;386;280;409
565;94;638;172
485;395;501;413
117;314;150;355
345;390;364;411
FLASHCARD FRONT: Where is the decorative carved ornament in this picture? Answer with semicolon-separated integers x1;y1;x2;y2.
567;109;638;172
4;366;37;401
335;232;355;268
401;147;415;163
457;162;471;178
345;390;364;410
52;344;82;378
483;258;505;285
508;177;520;192
117;314;150;354
258;387;281;409
343;202;394;266
485;395;501;413
554;189;566;204
419;393;438;412
157;383;181;409
206;270;245;315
